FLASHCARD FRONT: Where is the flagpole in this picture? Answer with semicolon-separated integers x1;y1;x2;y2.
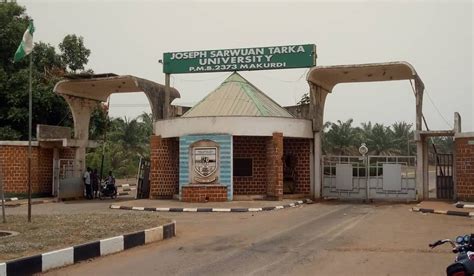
27;52;32;223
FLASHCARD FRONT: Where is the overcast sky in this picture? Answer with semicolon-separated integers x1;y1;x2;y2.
20;0;473;131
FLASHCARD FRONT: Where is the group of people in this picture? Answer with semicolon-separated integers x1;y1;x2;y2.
83;167;116;199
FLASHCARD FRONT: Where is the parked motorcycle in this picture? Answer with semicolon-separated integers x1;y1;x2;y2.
98;180;117;200
430;234;474;275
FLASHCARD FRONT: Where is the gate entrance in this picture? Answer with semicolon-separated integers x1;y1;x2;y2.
55;159;83;199
136;158;151;199
436;154;453;199
322;155;416;200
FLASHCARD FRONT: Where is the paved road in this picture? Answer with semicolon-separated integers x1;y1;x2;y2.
42;202;472;276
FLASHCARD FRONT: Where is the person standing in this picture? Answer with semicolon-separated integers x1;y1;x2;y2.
83;167;92;199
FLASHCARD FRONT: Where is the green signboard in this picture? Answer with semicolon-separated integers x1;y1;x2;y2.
163;44;316;74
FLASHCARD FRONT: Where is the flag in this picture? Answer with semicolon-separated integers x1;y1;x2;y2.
13;21;35;62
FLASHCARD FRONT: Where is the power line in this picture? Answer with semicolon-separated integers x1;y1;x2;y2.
408;79;452;129
257;68;310;83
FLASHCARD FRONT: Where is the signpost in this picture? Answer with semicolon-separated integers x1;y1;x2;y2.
160;43;316;119
163;44;316;74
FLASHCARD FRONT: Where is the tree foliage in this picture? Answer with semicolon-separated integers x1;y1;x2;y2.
86;113;153;179
58;34;91;73
0;2;101;140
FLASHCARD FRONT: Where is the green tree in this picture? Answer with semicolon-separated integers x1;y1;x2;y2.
0;2;96;140
324;119;359;155
58;34;91;73
391;121;415;155
364;123;399;155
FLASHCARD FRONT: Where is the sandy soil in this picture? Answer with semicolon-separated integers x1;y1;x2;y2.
0;213;170;261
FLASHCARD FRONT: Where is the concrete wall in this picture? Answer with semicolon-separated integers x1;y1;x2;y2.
155;116;313;139
284;104;311;119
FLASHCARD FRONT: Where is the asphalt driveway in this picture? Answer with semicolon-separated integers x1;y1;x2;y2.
25;200;472;276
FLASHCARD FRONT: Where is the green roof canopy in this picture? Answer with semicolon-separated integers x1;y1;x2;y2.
183;72;294;118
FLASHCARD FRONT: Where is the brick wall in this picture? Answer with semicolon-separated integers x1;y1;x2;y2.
233;136;267;195
149;135;179;199
283;138;311;194
181;185;227;202
266;133;283;200
59;148;75;159
455;137;474;200
0;145;53;195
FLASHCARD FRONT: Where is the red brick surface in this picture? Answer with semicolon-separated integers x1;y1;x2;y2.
266;133;284;200
283;138;311;194
455;137;474;200
0;145;53;194
233;136;267;195
181;185;227;202
149;136;179;199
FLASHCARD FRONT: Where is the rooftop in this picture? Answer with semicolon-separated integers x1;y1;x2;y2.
183;72;294;118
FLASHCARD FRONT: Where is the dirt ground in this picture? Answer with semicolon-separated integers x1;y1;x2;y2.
0;213;170;261
44;202;474;276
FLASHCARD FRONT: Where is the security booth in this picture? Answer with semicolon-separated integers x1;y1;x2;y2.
151;72;313;202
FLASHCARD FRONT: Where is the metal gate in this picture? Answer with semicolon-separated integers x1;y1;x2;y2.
322;155;416;200
56;159;83;199
436;154;453;199
136;158;151;199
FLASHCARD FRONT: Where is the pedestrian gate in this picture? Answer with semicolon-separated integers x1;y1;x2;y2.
436;154;453;199
322;155;416;200
136;158;151;199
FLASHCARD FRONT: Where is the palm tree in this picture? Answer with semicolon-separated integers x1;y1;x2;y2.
392;121;415;155
365;123;400;155
323;119;359;155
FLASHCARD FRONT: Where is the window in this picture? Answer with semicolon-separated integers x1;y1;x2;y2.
233;158;253;176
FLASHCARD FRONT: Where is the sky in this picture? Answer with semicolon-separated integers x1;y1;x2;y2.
19;0;473;131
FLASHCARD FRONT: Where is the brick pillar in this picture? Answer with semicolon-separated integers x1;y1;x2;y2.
455;136;474;201
149;135;179;199
266;132;283;200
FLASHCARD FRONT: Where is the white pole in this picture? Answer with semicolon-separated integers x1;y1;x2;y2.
27;53;32;222
0;162;6;223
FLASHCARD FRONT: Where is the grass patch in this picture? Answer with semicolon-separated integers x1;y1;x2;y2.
0;213;170;261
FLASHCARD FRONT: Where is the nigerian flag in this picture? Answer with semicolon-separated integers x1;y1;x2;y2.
14;21;35;62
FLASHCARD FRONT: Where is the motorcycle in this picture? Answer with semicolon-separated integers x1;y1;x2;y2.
98;179;117;200
430;234;474;275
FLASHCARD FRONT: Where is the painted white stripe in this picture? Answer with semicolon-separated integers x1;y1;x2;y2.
155;208;170;212
145;226;163;243
248;208;262;212
10;197;18;201
121;184;130;188
469;212;474;217
110;205;120;209
132;207;144;211
183;208;197;212
275;206;284;209
212;208;231;212
412;207;420;212
0;263;5;276
463;204;474;209
42;247;74;272
100;236;124;256
289;203;295;207
297;200;303;204
434;210;447;214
